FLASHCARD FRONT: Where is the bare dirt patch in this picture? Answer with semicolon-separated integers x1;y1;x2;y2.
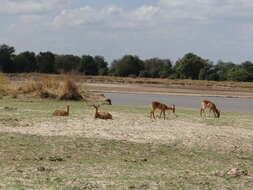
1;112;252;153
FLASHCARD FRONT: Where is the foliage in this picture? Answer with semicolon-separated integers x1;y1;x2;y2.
198;68;206;80
227;66;250;82
36;52;56;73
0;44;15;72
13;51;37;73
241;61;253;81
55;54;81;73
1;43;253;82
175;53;209;80
214;60;235;81
79;55;98;75
111;55;144;77
142;58;172;78
94;56;109;75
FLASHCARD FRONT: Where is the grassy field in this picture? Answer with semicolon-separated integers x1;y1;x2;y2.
0;98;253;189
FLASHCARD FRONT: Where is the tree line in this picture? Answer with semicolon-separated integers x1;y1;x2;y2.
1;44;253;82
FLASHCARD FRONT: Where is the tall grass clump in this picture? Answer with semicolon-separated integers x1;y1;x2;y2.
0;73;10;97
0;73;105;102
59;79;83;100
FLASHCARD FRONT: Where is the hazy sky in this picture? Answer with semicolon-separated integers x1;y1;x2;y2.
1;0;253;63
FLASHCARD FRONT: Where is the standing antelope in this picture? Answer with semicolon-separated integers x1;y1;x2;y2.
53;105;70;116
93;105;113;120
150;101;176;120
200;100;220;118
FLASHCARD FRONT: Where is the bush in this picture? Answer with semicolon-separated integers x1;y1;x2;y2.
59;79;83;100
168;73;179;79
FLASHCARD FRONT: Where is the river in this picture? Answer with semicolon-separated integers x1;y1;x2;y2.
104;92;253;113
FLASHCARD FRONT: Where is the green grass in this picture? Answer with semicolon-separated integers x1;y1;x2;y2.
0;133;252;189
0;98;253;189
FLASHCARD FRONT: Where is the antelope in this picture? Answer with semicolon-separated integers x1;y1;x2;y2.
104;98;112;105
53;105;70;116
93;105;112;120
200;100;220;118
150;101;176;120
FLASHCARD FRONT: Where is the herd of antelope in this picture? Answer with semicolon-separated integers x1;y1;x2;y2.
52;98;220;120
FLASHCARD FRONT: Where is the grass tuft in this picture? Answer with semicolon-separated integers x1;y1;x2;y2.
59;79;83;100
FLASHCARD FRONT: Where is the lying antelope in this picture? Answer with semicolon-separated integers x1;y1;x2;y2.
150;101;176;120
53;105;70;116
93;105;112;120
200;100;220;118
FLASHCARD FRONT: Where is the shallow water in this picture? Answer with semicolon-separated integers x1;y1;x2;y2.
104;93;253;113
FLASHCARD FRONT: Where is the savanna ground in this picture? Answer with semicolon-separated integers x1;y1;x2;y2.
0;97;253;190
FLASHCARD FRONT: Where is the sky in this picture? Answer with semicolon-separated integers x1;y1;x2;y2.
1;0;253;64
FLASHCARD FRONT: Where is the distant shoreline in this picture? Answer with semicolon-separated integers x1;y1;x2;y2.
85;82;253;99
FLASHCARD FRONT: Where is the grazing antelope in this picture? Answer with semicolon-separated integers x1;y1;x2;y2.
104;98;112;105
150;101;176;120
53;105;70;116
200;100;220;118
93;105;112;120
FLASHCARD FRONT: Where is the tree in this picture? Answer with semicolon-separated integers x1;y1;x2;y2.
112;55;144;77
143;58;172;78
175;53;209;80
55;54;81;73
214;60;235;81
241;61;253;81
79;55;98;75
36;52;56;73
0;44;15;72
227;66;250;82
198;68;206;80
94;56;108;75
13;51;37;73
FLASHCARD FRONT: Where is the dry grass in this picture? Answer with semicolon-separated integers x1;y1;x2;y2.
5;73;253;91
59;79;83;100
0;73;105;102
0;73;8;97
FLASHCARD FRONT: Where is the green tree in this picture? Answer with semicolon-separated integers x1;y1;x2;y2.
175;53;209;80
36;52;56;73
79;55;98;75
227;66;250;82
214;61;235;81
13;51;37;73
143;58;172;78
55;54;81;73
0;44;15;72
241;61;253;81
198;68;206;80
94;56;108;75
112;55;144;77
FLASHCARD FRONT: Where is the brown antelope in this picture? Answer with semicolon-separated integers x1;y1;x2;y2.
93;105;112;120
53;105;70;116
150;101;176;120
200;100;220;118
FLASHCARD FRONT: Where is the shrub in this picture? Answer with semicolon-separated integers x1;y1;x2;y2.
59;79;83;100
